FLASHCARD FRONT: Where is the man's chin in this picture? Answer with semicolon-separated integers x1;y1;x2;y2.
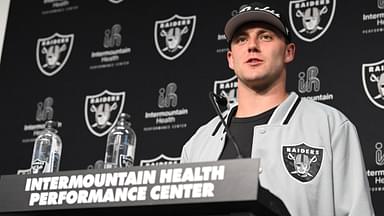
241;76;280;92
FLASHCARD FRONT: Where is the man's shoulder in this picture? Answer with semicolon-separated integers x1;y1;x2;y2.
181;113;225;162
193;113;224;135
184;108;232;146
298;97;350;123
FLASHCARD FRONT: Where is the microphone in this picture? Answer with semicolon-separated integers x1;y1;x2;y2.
212;92;228;107
209;92;243;158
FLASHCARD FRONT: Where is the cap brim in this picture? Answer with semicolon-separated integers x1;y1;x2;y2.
224;11;287;42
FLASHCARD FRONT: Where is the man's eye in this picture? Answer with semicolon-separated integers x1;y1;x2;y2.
260;34;272;41
234;36;247;44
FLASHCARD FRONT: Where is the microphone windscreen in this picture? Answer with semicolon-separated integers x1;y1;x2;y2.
214;93;228;106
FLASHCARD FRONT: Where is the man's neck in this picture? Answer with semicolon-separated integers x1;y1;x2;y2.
235;82;288;118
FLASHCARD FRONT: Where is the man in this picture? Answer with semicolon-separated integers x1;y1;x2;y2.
180;2;375;216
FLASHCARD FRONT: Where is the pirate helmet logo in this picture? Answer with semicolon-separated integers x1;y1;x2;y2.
362;59;384;109
289;0;336;42
36;32;74;76
154;14;196;60
282;143;324;182
84;90;125;137
139;154;180;166
213;75;238;108
109;0;123;3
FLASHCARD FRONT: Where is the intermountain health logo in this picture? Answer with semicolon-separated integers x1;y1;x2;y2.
22;97;58;144
36;33;74;76
376;142;384;166
158;82;178;108
154;14;196;60
297;66;334;102
89;24;131;70
367;141;384;192
84;90;125;137
362;1;384;35
41;0;79;15
289;0;336;42
35;97;54;122
143;82;188;132
379;0;384;9
362;59;384;109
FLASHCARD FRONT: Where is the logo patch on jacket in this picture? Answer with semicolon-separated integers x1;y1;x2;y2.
282;143;323;182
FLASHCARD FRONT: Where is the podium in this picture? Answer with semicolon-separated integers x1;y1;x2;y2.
0;159;282;215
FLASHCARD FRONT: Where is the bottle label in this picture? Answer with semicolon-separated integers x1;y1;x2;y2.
51;152;60;172
119;154;133;167
31;159;47;174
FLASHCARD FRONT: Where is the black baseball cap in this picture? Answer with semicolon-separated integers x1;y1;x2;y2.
224;2;291;43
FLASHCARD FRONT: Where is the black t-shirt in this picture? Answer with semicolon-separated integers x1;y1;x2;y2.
219;106;291;215
219;107;276;160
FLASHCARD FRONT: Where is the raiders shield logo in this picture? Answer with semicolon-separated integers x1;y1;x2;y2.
36;32;74;76
213;75;238;108
109;0;123;3
140;154;180;166
84;90;125;137
289;0;336;42
362;59;384;109
282;143;323;182
154;14;196;60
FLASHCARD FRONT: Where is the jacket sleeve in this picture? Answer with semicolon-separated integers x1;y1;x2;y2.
332;120;375;216
180;141;190;163
180;125;201;163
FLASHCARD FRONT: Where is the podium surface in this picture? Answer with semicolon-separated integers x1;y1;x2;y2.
0;159;270;215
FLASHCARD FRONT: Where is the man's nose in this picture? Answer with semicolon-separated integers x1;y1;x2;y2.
247;36;260;52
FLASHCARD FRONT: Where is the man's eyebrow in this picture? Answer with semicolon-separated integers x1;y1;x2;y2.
258;28;276;34
233;31;248;38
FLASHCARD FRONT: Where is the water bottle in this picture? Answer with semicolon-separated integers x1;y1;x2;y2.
30;120;62;174
104;113;136;168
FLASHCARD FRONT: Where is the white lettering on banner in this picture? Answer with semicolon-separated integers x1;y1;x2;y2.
367;169;384;176
150;183;215;200
295;0;331;9
367;169;384;192
25;171;157;191
302;93;334;102
363;12;384;21
24;124;45;131
25;166;225;206
144;109;188;119
368;65;384;73
29;187;148;206
240;6;280;18
159;166;225;183
376;177;384;184
90;48;131;58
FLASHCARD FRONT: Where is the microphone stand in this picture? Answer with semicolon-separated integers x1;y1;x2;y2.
209;92;243;159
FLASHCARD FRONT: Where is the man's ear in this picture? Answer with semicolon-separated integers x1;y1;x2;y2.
284;43;296;63
227;50;234;70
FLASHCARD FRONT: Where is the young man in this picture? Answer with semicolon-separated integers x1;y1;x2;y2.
180;2;375;215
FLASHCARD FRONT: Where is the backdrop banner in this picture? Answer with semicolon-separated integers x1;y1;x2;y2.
0;0;383;214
